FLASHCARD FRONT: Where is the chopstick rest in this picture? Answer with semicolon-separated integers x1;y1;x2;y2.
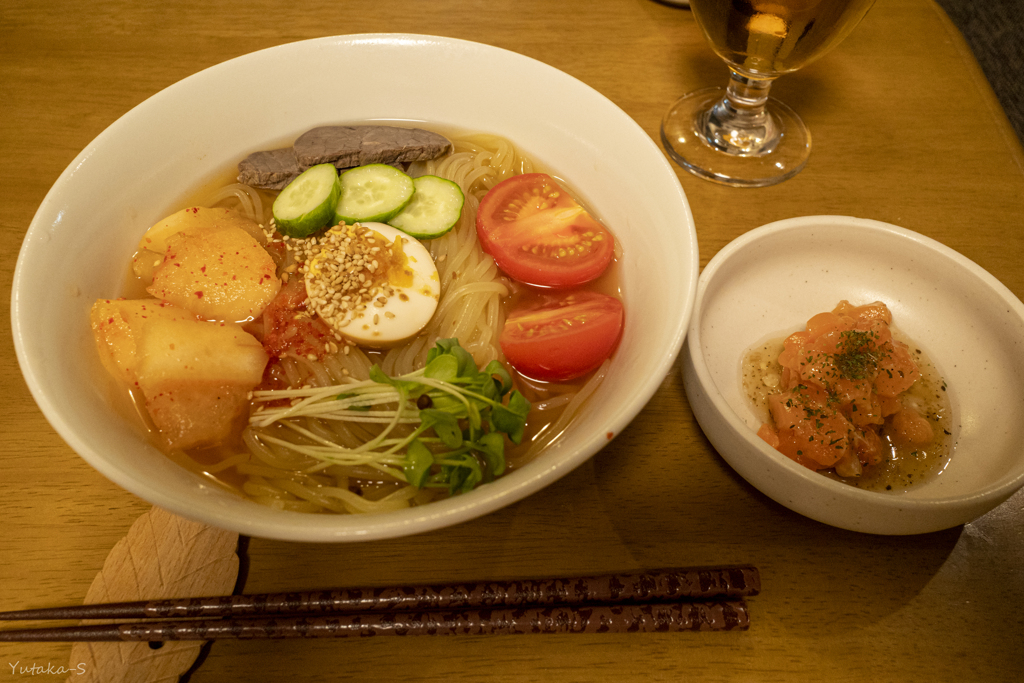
55;506;242;683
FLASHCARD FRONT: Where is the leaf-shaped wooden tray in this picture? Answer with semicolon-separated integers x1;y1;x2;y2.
69;507;240;682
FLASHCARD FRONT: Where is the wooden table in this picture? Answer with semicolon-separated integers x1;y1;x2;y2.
2;0;1022;680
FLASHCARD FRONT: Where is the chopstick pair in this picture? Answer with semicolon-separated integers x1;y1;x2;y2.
0;566;758;642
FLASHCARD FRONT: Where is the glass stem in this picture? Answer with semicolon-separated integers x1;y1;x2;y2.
701;69;781;156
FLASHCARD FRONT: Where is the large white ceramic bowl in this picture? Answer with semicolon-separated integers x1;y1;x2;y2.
12;35;697;542
683;216;1024;535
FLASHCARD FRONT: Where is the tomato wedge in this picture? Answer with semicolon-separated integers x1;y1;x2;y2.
476;173;615;288
500;291;624;382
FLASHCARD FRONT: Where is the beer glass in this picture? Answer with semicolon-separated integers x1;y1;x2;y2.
661;0;876;187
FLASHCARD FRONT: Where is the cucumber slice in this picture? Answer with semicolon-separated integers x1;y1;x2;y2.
272;163;340;238
388;175;465;240
334;164;415;224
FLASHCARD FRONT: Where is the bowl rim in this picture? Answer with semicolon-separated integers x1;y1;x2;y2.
11;33;698;542
686;215;1024;522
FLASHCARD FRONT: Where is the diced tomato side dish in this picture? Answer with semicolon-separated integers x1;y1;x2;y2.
757;301;933;476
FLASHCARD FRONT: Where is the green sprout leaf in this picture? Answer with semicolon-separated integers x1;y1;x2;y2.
404;439;435;488
482;360;513;394
424;352;460;382
491;390;531;444
420;409;463;448
369;365;420;394
473;431;506;479
439;453;482;494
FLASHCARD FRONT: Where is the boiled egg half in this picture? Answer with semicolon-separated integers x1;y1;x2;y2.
303;222;440;348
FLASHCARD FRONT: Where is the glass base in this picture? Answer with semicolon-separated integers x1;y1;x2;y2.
661;87;811;188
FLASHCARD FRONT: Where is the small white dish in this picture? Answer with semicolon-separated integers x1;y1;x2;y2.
12;34;698;542
683;215;1024;535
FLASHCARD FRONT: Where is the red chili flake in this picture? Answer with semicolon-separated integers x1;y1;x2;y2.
606;432;614;440
201;265;207;273
107;317;115;324
195;291;204;298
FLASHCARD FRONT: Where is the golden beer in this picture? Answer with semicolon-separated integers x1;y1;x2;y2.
690;0;876;76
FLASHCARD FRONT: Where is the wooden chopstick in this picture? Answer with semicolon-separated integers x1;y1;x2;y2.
0;600;750;642
0;566;759;623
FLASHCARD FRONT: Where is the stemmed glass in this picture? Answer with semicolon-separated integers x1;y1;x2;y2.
662;0;877;187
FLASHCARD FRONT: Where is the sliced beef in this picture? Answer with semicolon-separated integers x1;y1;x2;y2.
294;126;452;168
237;147;302;190
237;125;453;190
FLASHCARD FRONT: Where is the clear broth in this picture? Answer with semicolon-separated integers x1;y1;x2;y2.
118;132;624;503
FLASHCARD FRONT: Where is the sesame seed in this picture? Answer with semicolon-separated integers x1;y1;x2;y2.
293;223;407;336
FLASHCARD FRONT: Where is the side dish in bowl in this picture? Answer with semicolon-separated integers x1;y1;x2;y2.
683;216;1024;535
747;299;953;491
12;35;698;542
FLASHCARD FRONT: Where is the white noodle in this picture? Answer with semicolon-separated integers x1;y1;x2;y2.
206;133;602;514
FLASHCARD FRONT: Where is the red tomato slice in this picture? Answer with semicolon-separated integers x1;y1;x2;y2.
500;291;624;382
476;173;615;288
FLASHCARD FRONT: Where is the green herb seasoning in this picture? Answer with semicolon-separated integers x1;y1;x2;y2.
742;315;955;493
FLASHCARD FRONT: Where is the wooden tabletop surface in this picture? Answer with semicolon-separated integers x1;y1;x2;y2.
2;0;1023;680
